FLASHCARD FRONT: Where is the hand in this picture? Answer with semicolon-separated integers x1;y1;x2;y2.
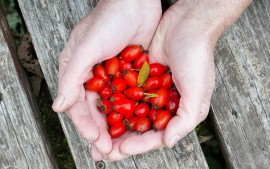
52;0;162;158
93;0;251;161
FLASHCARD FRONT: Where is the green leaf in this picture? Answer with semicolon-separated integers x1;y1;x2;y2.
137;61;150;87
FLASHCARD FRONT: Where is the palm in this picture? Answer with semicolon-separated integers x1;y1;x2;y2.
99;4;216;160
53;0;162;159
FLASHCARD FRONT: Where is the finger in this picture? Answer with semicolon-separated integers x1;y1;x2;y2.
86;91;112;154
106;132;131;161
120;130;164;156
66;99;99;142
198;61;215;122
90;144;104;161
93;127;112;154
52;44;98;112
163;78;208;148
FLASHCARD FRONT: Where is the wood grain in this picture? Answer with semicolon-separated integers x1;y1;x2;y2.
211;0;270;168
0;9;58;169
17;0;208;168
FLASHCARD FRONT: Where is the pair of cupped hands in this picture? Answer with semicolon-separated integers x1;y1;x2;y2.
52;0;217;161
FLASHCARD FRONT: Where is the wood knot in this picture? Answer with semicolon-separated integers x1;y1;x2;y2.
232;110;238;118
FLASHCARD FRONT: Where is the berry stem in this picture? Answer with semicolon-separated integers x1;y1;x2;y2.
131;68;140;71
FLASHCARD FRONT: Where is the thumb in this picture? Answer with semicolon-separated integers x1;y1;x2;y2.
163;74;213;148
52;44;100;112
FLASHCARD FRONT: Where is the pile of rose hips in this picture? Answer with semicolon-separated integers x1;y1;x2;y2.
85;45;180;138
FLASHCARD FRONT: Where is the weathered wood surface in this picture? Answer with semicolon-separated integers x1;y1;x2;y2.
210;0;270;168
0;9;58;169
18;0;208;168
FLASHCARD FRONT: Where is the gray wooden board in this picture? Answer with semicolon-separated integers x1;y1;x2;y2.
210;0;270;168
17;0;208;168
0;9;58;169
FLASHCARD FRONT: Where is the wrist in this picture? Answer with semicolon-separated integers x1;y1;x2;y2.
173;0;252;46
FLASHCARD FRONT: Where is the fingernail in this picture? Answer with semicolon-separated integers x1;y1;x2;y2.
168;135;180;148
52;95;65;111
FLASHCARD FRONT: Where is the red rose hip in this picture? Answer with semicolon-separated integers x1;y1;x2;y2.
122;70;138;87
124;87;144;100
113;71;122;79
124;116;139;131
113;99;136;119
85;77;106;92
111;79;126;93
144;77;161;91
149;108;160;121
110;123;126;138
120;60;132;71
110;93;126;102
151;88;169;109
166;91;180;114
105;56;120;76
134;117;151;134
153;110;172;131
134;51;149;69
107;111;124;126
99;85;113;99
149;63;167;76
135;103;150;117
160;73;173;88
121;45;143;62
93;64;110;83
97;99;112;114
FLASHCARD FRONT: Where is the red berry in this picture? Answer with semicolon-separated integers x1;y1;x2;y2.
124;87;144;100
120;60;132;71
110;93;126;102
149;108;160;121
134;117;151;134
99;85;113;99
153;110;172;131
143;77;161;91
121;45;143;62
105;57;120;76
125;116;139;131
134;51;149;69
122;70;138;87
93;64;110;83
151;88;169;109
113;71;122;79
135;103;150;117
97;99;112;114
110;123;126;138
111;79;126;93
149;63;167;77
166;91;180;114
160;73;173;88
107;111;124;126
85;77;106;92
113;99;136;119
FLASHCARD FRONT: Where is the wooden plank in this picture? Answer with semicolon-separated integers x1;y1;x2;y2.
0;9;58;169
210;0;270;168
17;0;208;168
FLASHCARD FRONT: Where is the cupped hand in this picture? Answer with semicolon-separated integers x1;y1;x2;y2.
94;1;220;161
52;0;162;158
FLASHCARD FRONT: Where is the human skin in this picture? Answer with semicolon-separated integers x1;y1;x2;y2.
52;0;252;161
52;0;162;155
90;0;252;161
